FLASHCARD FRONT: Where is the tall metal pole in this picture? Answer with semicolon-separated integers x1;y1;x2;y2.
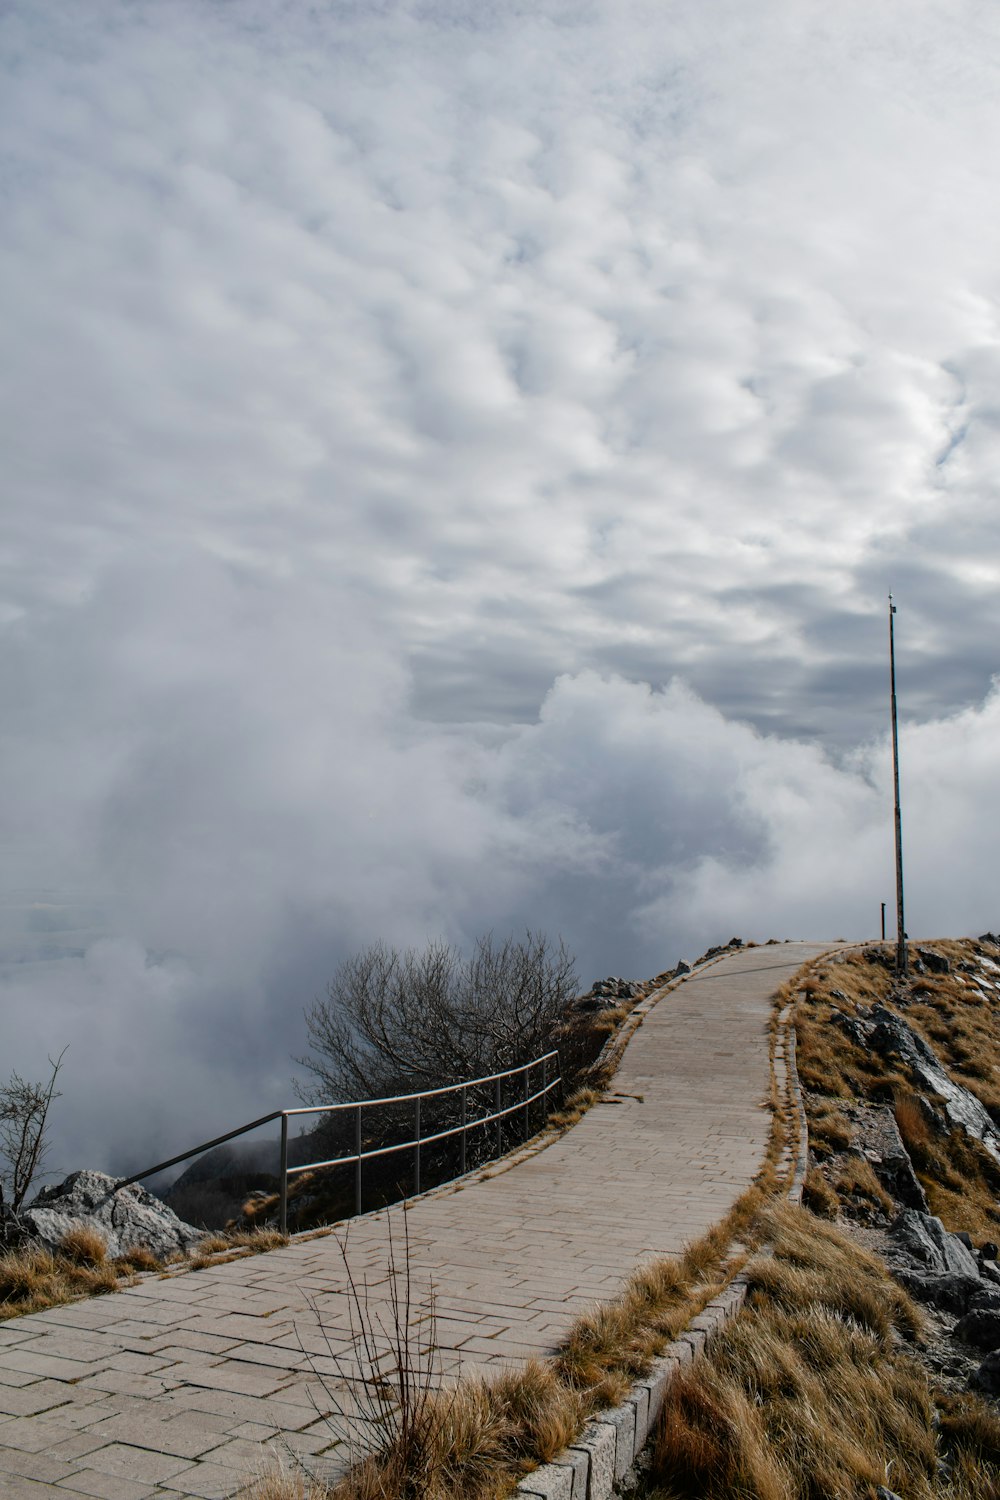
888;596;907;979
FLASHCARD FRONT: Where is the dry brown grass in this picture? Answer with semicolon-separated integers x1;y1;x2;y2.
57;1224;110;1267
546;1085;601;1129
0;1222;290;1319
113;1243;163;1273
801;1167;838;1219
0;1241;123;1318
646;1201;1000;1500
243;1463;330;1500
187;1226;291;1269
833;1155;896;1217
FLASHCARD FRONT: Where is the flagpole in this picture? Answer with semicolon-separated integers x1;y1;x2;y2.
888;595;907;978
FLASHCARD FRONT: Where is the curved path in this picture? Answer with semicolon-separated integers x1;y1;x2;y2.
0;942;827;1499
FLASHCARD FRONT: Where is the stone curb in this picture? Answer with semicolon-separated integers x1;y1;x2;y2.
516;967;811;1500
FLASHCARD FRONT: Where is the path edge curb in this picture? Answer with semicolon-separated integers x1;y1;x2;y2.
515;975;811;1500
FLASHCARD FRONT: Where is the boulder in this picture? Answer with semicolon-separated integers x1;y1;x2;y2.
867;1007;1000;1169
23;1170;203;1261
871;1117;928;1213
894;1270;983;1315
888;1209;980;1279
955;1308;1000;1351
590;977;640;1000
973;1350;1000;1395
915;947;950;975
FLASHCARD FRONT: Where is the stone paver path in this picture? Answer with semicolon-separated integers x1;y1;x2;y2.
0;942;828;1498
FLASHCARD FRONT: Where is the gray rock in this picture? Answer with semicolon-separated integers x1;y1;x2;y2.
915;947;950;975
970;1286;1000;1313
23;1170;203;1261
894;1270;983;1314
590;977;640;1000
956;1308;1000;1350
864;1109;928;1213
889;1210;981;1278
973;1350;1000;1394
981;1241;999;1261
868;1006;1000;1169
877;1489;904;1500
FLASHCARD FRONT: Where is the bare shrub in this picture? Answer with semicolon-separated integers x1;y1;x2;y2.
0;1050;66;1212
297;932;577;1103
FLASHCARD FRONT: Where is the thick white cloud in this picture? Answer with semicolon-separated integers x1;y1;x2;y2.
2;0;1000;1172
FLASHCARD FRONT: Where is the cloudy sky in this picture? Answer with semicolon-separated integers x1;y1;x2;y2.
3;0;1000;1177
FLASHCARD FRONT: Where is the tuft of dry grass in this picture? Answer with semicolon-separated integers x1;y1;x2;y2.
646;1201;1000;1500
0;1241;123;1318
187;1226;291;1269
833;1155;896;1217
113;1243;163;1273
57;1224;109;1267
801;1167;838;1219
546;1086;601;1129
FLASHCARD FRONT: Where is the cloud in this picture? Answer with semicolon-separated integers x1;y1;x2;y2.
2;557;997;1175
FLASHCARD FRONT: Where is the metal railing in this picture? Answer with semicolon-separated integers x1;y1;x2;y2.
121;1051;562;1235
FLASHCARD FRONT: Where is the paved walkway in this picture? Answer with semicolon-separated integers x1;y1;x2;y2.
0;942;827;1499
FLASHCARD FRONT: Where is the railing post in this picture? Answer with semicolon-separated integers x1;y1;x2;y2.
279;1114;289;1236
460;1085;467;1177
523;1063;530;1141
355;1104;363;1217
494;1076;502;1158
414;1096;422;1196
541;1055;548;1128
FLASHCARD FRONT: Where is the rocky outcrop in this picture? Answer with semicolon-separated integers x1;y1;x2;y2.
590;977;643;1001
23;1170;203;1261
837;1002;1000;1170
887;1209;985;1313
851;1104;928;1212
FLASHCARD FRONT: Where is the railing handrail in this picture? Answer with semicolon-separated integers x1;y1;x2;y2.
119;1049;563;1217
119;1110;285;1189
282;1049;561;1116
285;1077;557;1175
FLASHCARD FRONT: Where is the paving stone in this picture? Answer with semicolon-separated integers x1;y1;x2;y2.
0;1382;74;1419
84;1443;193;1483
158;1459;248;1498
0;1444;85;1484
57;1470;159;1500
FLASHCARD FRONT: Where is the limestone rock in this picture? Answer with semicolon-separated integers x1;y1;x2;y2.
23;1170;203;1261
867;1006;1000;1169
894;1270;982;1315
889;1210;980;1279
590;977;641;1000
